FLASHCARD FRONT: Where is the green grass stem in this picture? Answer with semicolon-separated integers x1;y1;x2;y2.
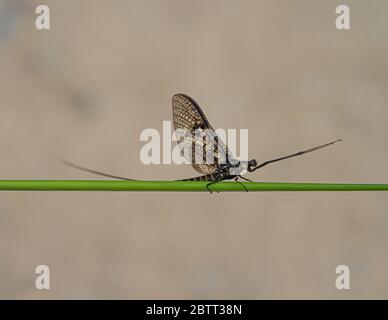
0;180;387;192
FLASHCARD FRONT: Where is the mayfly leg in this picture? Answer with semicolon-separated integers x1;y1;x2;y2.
234;176;248;192
206;180;219;193
238;175;253;182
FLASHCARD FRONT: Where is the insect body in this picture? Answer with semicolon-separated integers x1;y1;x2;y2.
172;94;258;192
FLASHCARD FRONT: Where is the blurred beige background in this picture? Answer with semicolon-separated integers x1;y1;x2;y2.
0;0;387;299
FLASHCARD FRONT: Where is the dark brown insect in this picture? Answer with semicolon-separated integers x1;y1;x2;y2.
60;93;342;192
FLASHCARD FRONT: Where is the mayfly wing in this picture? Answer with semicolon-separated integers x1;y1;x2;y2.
172;94;230;174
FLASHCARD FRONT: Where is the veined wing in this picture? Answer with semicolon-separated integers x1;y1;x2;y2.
172;93;230;174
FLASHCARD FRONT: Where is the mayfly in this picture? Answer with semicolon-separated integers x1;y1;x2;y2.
60;93;342;192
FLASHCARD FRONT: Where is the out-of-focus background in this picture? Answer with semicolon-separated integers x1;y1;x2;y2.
0;0;387;299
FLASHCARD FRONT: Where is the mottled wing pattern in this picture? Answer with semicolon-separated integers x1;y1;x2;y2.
172;94;230;174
